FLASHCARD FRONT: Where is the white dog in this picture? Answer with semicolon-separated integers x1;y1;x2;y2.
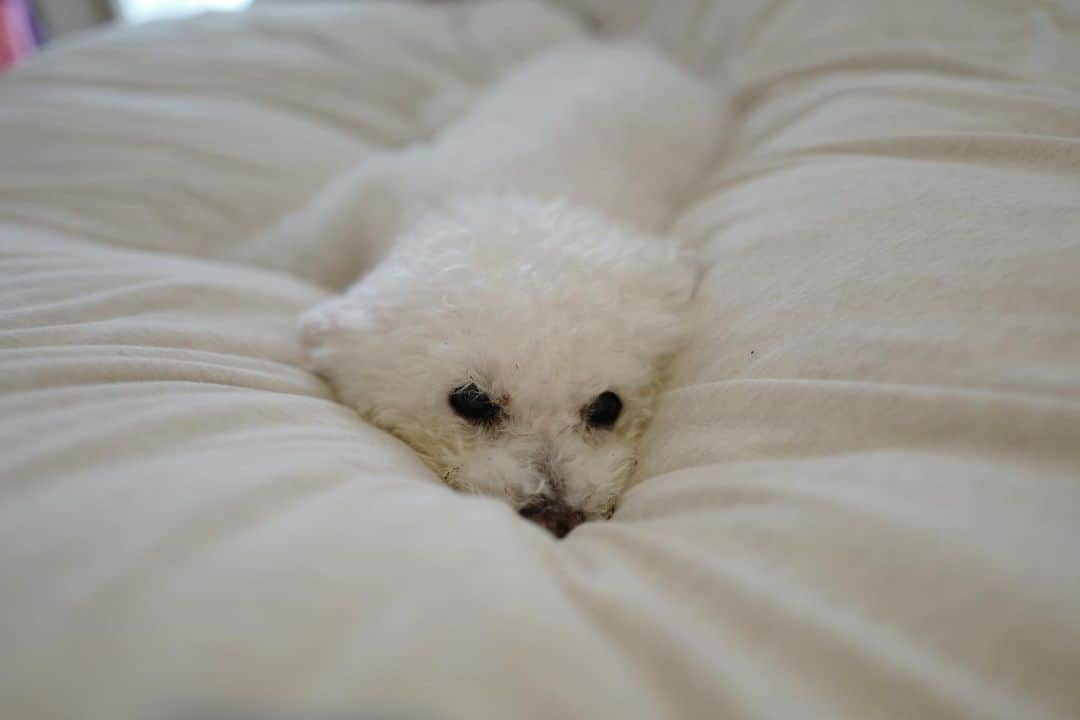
288;44;725;536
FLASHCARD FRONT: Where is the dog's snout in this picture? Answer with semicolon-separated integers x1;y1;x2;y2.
518;497;586;538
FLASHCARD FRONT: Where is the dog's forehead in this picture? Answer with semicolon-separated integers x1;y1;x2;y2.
479;340;646;411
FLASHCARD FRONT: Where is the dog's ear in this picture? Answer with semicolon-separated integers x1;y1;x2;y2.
642;243;699;308
298;296;376;362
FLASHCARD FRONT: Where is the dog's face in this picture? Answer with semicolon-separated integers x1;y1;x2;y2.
301;197;694;536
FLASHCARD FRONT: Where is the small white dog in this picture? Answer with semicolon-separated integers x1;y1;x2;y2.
287;44;725;536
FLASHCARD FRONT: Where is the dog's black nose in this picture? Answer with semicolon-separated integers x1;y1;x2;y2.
518;498;586;538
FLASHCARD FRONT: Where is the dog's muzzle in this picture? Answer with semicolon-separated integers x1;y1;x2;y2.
518;497;586;538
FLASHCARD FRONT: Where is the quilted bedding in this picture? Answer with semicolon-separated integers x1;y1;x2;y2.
2;0;1079;718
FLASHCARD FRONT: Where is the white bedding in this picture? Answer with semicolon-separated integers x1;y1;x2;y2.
2;1;1079;718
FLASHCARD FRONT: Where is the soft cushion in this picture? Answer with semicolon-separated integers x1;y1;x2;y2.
1;1;1078;718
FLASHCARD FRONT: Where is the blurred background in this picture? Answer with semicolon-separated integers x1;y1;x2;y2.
2;0;259;69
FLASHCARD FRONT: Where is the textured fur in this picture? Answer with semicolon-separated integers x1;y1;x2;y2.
295;43;726;524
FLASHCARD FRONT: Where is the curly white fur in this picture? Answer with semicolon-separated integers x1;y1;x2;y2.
292;43;726;525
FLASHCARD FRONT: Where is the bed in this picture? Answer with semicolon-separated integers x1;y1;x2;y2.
2;0;1078;717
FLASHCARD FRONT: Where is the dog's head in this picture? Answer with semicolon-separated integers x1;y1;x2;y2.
301;196;695;537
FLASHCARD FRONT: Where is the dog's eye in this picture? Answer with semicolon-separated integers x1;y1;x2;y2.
584;391;622;428
449;383;502;424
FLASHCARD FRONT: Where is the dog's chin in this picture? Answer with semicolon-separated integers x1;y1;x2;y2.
438;457;544;504
443;456;629;521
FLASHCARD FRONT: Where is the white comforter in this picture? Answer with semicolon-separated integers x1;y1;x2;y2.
2;1;1078;718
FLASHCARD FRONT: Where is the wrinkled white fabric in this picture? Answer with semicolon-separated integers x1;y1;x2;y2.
1;1;1078;718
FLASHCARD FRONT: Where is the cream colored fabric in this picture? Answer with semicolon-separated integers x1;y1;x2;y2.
2;1;1079;718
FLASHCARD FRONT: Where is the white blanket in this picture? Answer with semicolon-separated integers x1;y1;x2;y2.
1;1;1078;718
